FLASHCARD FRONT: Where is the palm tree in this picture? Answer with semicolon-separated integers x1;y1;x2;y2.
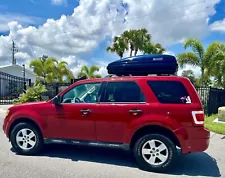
121;28;151;57
106;36;127;59
30;57;74;83
54;61;74;83
121;29;135;57
107;28;164;58
177;38;224;86
133;28;151;56
208;43;225;88
77;65;101;79
143;42;165;54
181;70;196;84
30;57;57;83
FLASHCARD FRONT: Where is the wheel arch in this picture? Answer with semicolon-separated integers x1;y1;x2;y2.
130;125;181;150
8;118;43;140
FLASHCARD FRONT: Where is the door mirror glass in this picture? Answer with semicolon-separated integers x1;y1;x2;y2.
52;96;61;105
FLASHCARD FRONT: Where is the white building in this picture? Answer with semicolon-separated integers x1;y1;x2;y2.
0;64;36;82
0;64;36;96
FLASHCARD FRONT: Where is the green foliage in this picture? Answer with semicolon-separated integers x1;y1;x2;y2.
30;56;74;83
106;28;165;58
106;36;128;58
13;82;47;104
178;38;225;87
205;115;225;135
181;70;196;84
77;65;101;79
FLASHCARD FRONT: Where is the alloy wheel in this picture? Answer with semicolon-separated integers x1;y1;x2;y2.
16;128;37;150
141;139;169;166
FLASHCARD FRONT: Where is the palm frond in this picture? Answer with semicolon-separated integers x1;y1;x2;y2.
184;38;204;58
177;52;199;68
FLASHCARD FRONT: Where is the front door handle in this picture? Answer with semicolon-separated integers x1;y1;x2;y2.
80;109;92;116
129;109;142;116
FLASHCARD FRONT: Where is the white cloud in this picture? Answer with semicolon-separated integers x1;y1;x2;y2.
0;13;42;32
66;56;88;76
0;0;220;77
97;66;108;77
177;65;201;77
163;51;175;56
210;18;225;32
51;0;67;6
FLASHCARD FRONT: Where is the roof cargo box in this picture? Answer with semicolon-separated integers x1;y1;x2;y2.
107;54;178;76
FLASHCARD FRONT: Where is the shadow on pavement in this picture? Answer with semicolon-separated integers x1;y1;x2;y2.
11;144;221;177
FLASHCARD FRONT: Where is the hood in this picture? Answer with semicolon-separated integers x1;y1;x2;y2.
10;101;48;110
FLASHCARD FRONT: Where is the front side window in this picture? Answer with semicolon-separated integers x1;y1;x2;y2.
147;81;191;104
62;83;101;104
103;81;146;103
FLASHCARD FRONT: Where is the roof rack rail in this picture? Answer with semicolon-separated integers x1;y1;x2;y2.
104;74;118;78
104;74;177;78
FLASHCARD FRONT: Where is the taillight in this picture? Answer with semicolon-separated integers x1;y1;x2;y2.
191;111;204;126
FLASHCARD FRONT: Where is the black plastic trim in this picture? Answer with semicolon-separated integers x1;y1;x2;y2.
44;138;130;151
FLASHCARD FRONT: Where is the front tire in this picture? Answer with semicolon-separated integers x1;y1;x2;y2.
134;134;177;173
10;122;43;155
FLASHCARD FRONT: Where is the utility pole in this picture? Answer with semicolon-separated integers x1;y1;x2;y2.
22;64;26;92
11;40;18;65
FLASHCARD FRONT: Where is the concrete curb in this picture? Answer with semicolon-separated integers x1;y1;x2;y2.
213;118;225;124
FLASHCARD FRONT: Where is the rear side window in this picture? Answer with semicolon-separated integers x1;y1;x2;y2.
103;81;146;103
147;81;191;104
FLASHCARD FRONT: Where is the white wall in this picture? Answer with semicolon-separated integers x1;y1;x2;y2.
0;65;36;83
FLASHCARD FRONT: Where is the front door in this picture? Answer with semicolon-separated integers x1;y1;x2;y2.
95;81;150;143
46;82;102;141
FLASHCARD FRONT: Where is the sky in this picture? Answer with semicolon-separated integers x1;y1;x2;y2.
0;0;225;77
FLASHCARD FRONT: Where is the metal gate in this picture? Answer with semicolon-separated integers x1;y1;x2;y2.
0;71;31;104
208;87;225;115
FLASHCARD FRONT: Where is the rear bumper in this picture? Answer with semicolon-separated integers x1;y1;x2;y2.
175;126;210;154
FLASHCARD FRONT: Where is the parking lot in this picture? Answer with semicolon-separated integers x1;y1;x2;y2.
0;110;224;178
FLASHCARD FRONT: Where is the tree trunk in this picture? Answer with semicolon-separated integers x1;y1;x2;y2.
130;49;133;57
134;49;138;56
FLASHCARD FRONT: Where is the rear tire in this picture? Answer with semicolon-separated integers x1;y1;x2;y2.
133;134;177;173
10;122;43;155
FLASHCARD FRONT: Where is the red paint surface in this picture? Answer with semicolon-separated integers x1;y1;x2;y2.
3;76;210;154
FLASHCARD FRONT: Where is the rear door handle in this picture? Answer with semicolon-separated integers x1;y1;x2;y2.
80;109;92;116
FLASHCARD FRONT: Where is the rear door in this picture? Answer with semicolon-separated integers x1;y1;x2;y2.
95;81;150;143
147;80;201;127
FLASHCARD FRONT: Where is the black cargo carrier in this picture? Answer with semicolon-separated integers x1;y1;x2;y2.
107;54;178;76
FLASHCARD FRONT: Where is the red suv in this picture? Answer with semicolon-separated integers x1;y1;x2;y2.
3;76;210;172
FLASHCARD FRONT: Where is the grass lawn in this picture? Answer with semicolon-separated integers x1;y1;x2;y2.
205;115;225;135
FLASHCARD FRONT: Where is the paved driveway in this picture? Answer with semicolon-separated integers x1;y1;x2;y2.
0;110;224;178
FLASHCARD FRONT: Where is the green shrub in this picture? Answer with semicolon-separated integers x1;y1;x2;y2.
14;82;47;104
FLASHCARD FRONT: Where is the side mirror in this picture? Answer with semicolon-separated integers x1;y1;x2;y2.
52;96;61;105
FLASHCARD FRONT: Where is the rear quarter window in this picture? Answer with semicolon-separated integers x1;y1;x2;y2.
147;81;191;104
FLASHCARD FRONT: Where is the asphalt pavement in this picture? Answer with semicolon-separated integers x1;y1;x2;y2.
0;109;224;178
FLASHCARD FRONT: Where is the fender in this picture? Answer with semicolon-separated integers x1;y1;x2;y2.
6;109;47;138
123;114;188;145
